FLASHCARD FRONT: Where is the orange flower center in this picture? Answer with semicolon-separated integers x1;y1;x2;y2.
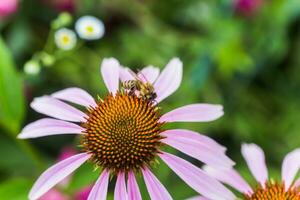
245;182;300;200
81;92;163;173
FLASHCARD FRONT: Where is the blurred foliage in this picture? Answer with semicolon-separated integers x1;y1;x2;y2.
0;0;300;199
0;37;24;134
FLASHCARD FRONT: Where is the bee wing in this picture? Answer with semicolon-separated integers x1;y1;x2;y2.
137;70;150;83
127;68;151;84
126;68;137;79
127;68;144;82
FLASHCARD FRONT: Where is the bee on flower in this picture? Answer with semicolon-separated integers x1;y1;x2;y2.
54;28;77;50
75;16;105;40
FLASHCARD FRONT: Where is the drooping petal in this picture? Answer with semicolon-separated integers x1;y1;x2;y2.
119;66;134;82
142;167;172;200
100;58;120;95
57;147;78;187
30;96;87;122
88;169;109;200
161;130;234;169
29;153;91;200
138;65;160;83
114;172;128;200
159;104;223;123
51;87;97;108
159;152;236;200
128;171;142;200
154;58;182;103
241;143;268;187
281;148;300;190
18;118;84;139
203;165;253;194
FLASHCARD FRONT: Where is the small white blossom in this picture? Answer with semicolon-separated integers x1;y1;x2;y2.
24;60;41;75
54;28;77;50
75;16;105;40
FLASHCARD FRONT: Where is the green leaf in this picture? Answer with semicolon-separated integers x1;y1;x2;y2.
68;162;99;192
0;133;36;175
0;37;25;134
0;178;32;200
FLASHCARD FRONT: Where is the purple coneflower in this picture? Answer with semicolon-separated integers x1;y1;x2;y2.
194;143;300;199
234;0;262;17
0;0;18;18
19;58;235;200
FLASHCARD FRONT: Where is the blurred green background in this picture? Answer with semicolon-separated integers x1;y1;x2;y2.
1;0;300;199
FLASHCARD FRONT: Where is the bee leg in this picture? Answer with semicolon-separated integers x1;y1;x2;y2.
120;87;125;95
128;88;136;96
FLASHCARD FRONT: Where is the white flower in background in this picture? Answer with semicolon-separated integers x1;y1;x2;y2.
24;60;41;75
75;16;105;40
54;28;77;50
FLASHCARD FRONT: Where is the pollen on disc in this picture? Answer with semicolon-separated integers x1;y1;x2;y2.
81;92;163;173
245;182;300;200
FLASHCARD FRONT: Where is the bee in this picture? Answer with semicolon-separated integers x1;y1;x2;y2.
121;70;157;103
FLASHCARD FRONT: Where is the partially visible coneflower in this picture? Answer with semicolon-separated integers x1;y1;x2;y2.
41;0;76;13
19;57;235;200
194;143;300;200
234;0;262;17
0;0;18;18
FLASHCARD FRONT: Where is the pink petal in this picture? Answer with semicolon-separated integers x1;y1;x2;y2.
203;165;253;194
161;129;226;153
119;66;134;82
57;147;78;187
39;188;67;200
58;147;78;161
127;171;142;200
281;148;300;190
138;65;160;83
154;58;182;103
241;143;268;186
88;169;109;200
159;152;236;200
142;167;172;200
29;153;91;200
30;96;87;122
18;118;84;139
75;186;93;200
161;130;234;169
100;58;120;95
51;87;97;108
114;172;128;200
0;0;18;17
159;104;224;123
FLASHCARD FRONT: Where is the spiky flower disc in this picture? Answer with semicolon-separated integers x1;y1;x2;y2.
245;182;300;200
82;92;163;173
